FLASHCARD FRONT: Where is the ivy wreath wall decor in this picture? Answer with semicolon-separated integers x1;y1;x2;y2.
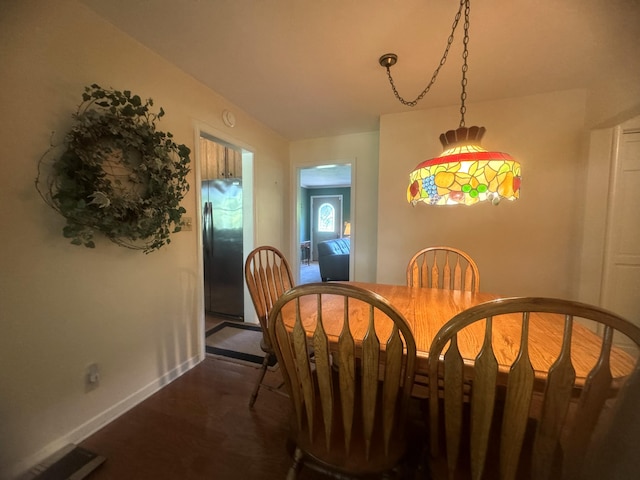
36;84;191;254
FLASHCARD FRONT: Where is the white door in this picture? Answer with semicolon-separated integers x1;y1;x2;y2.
310;195;343;261
601;123;640;349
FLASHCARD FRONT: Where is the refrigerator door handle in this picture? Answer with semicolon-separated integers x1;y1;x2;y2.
208;204;214;258
203;202;214;260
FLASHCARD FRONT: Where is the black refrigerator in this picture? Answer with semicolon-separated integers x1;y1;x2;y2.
202;178;244;319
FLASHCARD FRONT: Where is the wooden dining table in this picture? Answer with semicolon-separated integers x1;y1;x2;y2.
282;282;635;384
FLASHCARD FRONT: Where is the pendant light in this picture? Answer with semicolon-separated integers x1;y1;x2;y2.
380;0;521;206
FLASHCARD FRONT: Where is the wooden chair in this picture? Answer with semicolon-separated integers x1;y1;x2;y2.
267;283;418;478
244;246;295;408
407;246;479;292
579;363;640;479
427;297;640;480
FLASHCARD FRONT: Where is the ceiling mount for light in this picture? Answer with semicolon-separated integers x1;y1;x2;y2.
378;53;397;68
380;0;521;206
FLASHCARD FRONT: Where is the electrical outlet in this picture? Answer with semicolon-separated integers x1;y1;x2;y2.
86;363;100;390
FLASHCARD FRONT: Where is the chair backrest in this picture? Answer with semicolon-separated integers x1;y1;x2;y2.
244;246;294;345
428;297;640;480
407;246;479;292
268;282;417;475
580;363;640;480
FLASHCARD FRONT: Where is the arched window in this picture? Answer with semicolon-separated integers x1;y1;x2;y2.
318;203;335;232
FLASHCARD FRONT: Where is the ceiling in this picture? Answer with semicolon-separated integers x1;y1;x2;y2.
299;164;352;188
82;0;639;141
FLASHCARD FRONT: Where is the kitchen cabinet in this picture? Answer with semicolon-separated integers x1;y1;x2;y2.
200;137;242;179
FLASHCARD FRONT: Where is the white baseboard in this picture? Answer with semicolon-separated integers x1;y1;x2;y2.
9;354;203;480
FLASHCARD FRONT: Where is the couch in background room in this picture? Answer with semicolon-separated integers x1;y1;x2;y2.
317;237;350;281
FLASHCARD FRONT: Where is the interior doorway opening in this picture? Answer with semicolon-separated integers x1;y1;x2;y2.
197;132;254;328
295;163;352;284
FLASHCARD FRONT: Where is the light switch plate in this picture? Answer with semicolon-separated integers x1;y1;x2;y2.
179;217;193;232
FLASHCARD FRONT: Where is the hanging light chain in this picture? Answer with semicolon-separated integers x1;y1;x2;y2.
383;0;467;107
459;0;470;127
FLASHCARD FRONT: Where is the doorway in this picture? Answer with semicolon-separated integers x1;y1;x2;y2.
600;118;640;350
295;163;352;284
197;131;254;329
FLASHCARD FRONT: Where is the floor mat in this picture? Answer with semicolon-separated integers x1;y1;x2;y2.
205;321;276;367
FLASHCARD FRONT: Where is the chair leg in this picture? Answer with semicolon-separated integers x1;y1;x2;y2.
286;447;303;480
249;352;271;408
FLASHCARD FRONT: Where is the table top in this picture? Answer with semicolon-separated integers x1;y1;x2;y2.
283;282;635;381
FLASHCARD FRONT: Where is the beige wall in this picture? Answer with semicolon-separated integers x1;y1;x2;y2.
3;1;639;477
290;132;379;283
377;90;588;298
586;77;640;130
0;1;288;477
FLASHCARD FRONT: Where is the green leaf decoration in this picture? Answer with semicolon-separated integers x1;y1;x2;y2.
35;84;191;254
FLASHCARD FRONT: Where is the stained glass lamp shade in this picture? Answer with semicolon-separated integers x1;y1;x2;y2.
407;126;521;206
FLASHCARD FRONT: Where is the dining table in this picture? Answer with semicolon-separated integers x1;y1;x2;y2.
281;281;635;387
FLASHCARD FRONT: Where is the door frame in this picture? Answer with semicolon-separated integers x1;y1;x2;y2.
193;122;256;360
291;160;355;285
599;118;640;349
577;115;640;353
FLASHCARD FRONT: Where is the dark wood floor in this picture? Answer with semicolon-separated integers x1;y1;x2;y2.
79;355;430;479
80;357;299;480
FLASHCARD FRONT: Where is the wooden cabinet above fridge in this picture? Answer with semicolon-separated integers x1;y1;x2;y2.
200;137;242;180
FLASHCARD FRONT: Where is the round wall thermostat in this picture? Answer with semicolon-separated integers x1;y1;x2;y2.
222;110;236;127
